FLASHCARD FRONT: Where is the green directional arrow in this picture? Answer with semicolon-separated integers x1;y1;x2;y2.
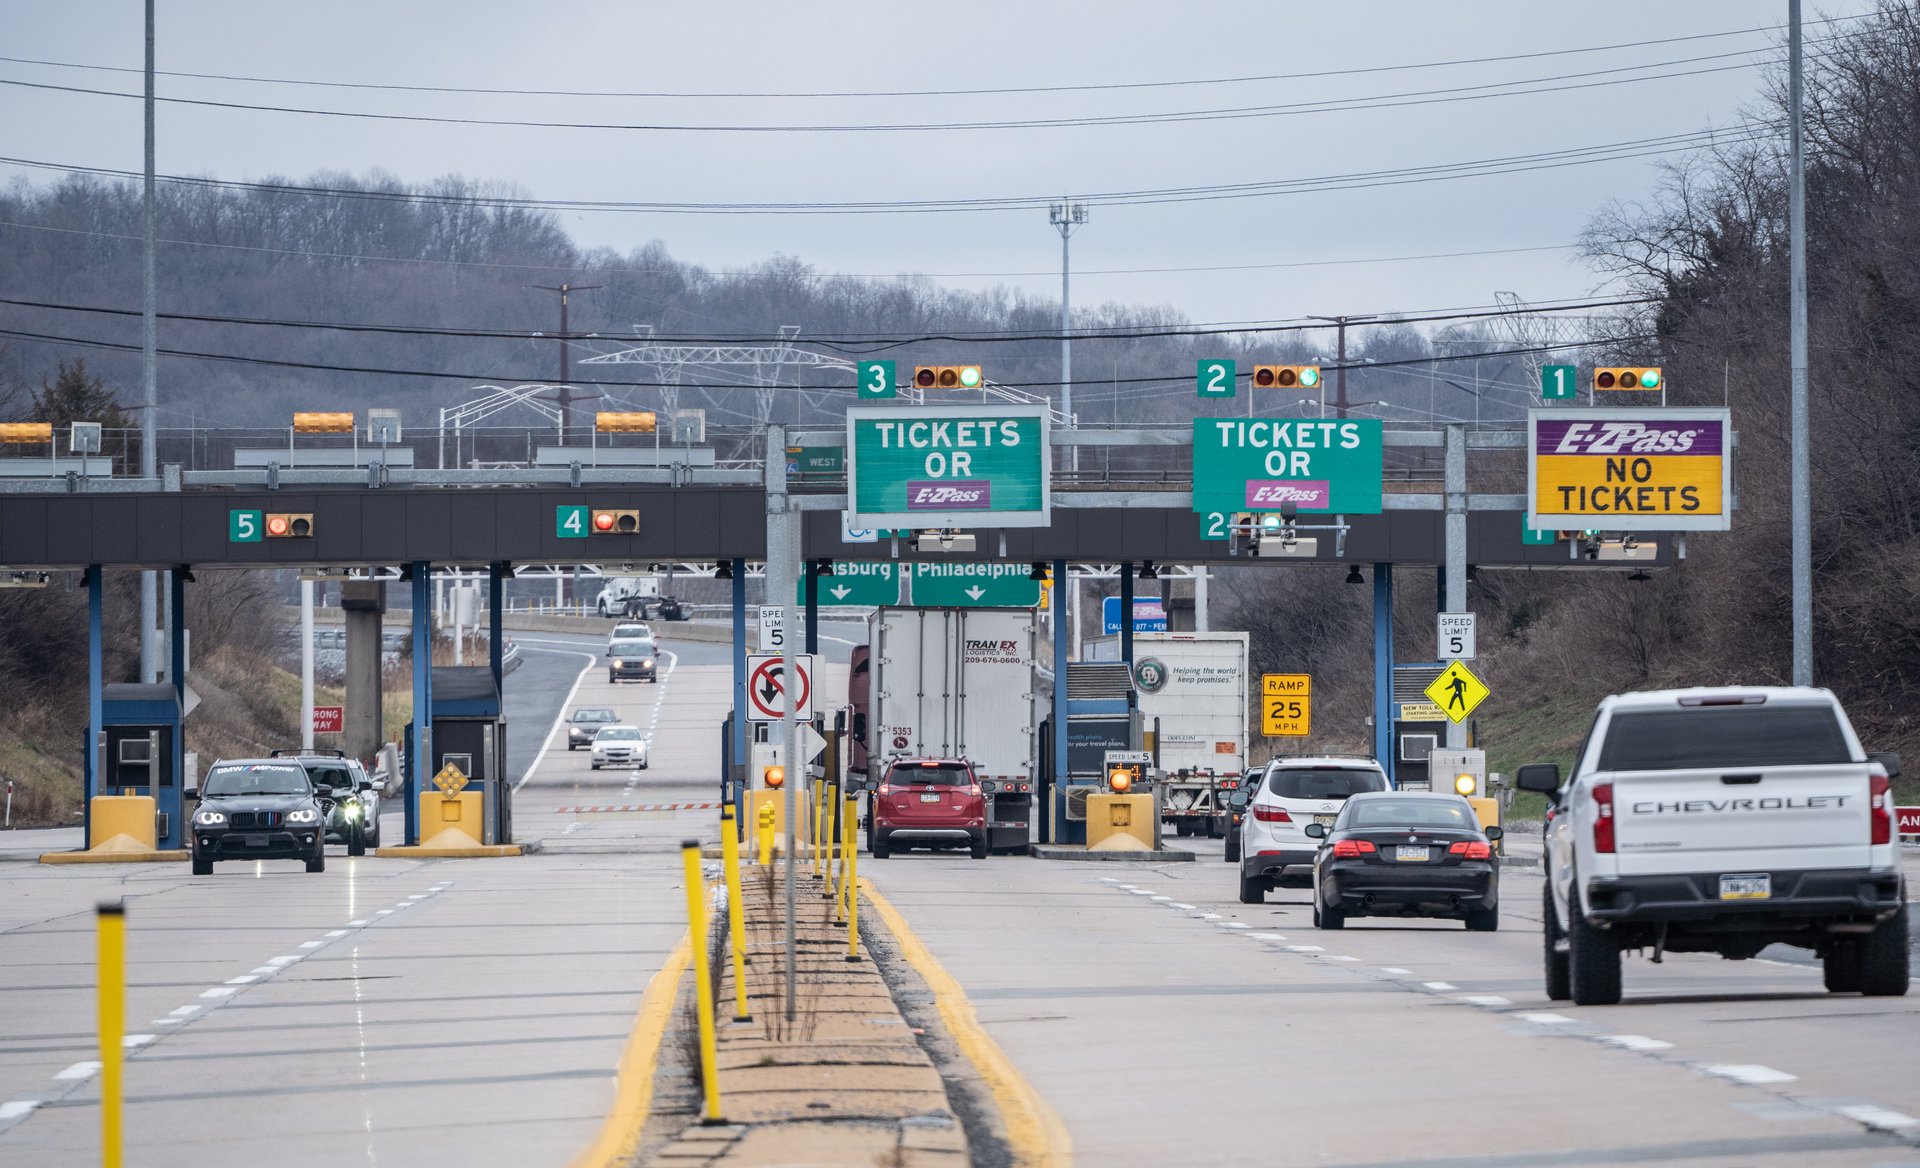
909;562;1042;607
795;562;900;606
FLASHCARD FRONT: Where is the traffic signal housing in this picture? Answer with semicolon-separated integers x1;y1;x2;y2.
1252;365;1321;389
1593;367;1661;391
293;412;354;433
913;365;983;390
264;513;313;538
595;412;656;433
763;765;785;789
590;509;640;534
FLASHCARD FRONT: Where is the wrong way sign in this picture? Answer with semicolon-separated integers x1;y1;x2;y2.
746;654;814;722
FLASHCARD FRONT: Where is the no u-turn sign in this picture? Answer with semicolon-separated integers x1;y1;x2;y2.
746;654;814;722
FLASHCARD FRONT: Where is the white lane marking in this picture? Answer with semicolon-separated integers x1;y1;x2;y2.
1324;955;1360;961
375;909;394;915
199;986;239;998
1600;1034;1673;1051
513;643;620;793
53;1063;100;1080
1149;896;1173;902
152;1019;181;1026
1221;922;1250;929
248;966;278;974
1381;968;1413;975
1832;1104;1920;1129
1128;889;1156;896
324;929;349;936
1247;933;1286;940
1458;995;1512;1005
223;975;258;985
1116;884;1136;889
1283;945;1325;952
121;1035;154;1048
1703;1064;1798;1084
1515;1012;1577;1024
346;919;369;926
0;1100;42;1121
1199;913;1223;920
1172;903;1196;910
168;1005;201;1016
267;956;301;965
1423;982;1458;990
407;894;427;900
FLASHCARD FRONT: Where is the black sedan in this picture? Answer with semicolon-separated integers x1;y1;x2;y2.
189;761;328;875
1306;791;1502;931
568;707;619;750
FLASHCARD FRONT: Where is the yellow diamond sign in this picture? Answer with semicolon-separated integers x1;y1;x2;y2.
1423;660;1489;724
432;762;469;796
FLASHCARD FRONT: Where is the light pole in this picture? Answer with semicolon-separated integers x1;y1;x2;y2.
1050;199;1088;471
1789;0;1812;685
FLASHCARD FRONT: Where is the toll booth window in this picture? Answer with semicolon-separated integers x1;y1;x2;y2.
888;762;971;787
203;765;311;796
1348;798;1475;829
1268;767;1387;800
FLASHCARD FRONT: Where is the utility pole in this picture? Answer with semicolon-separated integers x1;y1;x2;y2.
1788;0;1812;686
1049;200;1088;471
1308;314;1382;419
532;283;603;446
139;0;159;682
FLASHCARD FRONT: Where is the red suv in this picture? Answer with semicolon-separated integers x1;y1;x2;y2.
870;759;987;860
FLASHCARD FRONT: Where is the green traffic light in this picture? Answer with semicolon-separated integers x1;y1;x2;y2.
1299;367;1320;388
959;367;982;388
1640;369;1660;388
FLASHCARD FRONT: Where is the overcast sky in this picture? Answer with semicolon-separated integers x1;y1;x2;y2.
1;1;1886;338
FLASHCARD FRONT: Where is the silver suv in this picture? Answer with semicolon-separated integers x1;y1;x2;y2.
1237;754;1390;904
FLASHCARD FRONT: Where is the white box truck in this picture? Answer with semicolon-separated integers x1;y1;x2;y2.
1089;632;1250;834
866;607;1042;851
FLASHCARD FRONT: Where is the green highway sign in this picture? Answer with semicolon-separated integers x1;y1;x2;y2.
229;510;263;542
1522;513;1557;545
1191;418;1383;514
1197;359;1236;398
1541;364;1577;400
909;562;1043;607
786;446;844;476
856;360;897;399
795;562;899;606
1200;510;1229;540
556;505;588;538
846;404;1051;529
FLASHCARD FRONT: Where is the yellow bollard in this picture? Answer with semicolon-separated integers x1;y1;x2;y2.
679;839;725;1124
822;782;838;900
844;795;860;963
813;779;825;879
837;794;852;923
756;802;776;865
98;900;124;1168
719;805;752;1020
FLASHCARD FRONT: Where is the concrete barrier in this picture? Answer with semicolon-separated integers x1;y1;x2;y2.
281;607;747;646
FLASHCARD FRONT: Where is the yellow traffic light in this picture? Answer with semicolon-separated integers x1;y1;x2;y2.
591;509;639;534
1593;367;1661;391
1454;774;1476;796
595;412;656;433
264;513;313;538
0;423;52;443
913;365;983;390
1252;365;1321;390
763;765;785;789
1108;769;1133;792
293;412;354;433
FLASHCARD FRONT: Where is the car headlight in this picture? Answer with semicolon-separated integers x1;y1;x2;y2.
341;801;361;820
194;810;225;825
612;659;625;668
288;808;320;824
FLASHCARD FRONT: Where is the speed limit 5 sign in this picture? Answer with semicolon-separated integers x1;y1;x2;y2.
1437;613;1476;660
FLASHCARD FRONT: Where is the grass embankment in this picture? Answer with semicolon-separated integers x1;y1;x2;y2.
266;666;413;755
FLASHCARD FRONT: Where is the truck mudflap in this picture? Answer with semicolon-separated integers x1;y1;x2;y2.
1584;868;1903;926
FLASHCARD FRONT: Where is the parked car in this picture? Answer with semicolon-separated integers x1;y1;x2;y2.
1306;791;1502;931
1236;755;1390;903
189;760;328;875
568;707;620;751
870;758;987;860
590;725;649;770
608;639;657;683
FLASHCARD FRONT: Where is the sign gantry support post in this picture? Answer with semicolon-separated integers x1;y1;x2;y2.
766;423;798;1024
1372;563;1394;784
1444;423;1469;750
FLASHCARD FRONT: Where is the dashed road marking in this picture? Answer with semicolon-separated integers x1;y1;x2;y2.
1458;995;1512;1005
1515;1012;1578;1025
1423;981;1457;990
1600;1035;1674;1051
53;1062;99;1080
1831;1103;1919;1130
1703;1064;1798;1084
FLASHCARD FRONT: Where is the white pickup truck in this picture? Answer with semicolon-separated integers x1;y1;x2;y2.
1518;686;1906;1006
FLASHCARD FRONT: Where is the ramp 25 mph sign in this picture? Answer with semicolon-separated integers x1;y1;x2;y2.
846;404;1050;530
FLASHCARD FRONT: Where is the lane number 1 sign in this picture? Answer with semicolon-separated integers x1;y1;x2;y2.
1438;612;1476;660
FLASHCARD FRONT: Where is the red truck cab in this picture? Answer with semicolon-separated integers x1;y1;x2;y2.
871;758;987;860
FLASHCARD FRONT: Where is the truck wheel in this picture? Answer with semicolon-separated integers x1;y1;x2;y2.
191;854;213;876
1543;881;1572;1001
1567;893;1622;1005
1465;906;1499;932
1857;908;1911;997
1238;875;1266;904
1176;820;1194;837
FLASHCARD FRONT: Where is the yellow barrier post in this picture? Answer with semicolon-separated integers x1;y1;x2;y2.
823;781;838;900
756;802;775;865
98;900;125;1168
844;796;861;962
679;840;725;1124
837;794;852;923
812;778;825;879
719;805;752;1020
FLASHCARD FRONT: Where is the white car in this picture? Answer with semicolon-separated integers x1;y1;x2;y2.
611;622;654;644
590;725;649;770
1238;754;1391;904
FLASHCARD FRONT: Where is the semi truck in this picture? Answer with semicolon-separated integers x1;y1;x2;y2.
1088;631;1250;835
860;607;1048;852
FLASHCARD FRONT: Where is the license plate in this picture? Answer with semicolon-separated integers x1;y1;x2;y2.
919;793;941;803
1314;815;1337;826
1395;845;1429;861
245;834;269;847
1719;873;1771;900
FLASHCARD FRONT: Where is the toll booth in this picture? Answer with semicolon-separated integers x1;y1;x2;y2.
1054;663;1139;846
88;683;183;849
404;666;510;845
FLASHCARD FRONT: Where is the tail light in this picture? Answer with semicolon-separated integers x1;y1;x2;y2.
1592;783;1615;853
1331;839;1375;858
969;784;982;796
1251;806;1291;822
1871;773;1891;845
878;784;891;796
1448;840;1492;860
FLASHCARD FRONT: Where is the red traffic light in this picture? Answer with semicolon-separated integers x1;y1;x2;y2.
591;509;639;534
916;367;936;387
264;513;312;538
267;516;289;537
594;511;615;532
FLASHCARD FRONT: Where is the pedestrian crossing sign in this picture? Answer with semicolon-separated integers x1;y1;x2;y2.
1423;660;1489;724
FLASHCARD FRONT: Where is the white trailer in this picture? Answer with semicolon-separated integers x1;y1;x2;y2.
1088;632;1250;832
866;607;1043;851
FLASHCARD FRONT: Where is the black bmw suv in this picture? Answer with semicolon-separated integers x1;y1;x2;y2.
190;759;328;875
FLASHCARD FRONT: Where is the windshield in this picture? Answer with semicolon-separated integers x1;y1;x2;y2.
1269;767;1387;800
1597;706;1852;771
1344;798;1477;829
573;708;616;723
614;625;651;636
610;641;652;656
597;727;642;741
204;765;311;797
309;766;352;790
888;762;972;787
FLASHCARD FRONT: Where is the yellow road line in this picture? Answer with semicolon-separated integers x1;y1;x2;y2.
564;931;693;1168
862;879;1073;1168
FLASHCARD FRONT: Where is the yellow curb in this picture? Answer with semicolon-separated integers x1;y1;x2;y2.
564;930;693;1168
372;845;523;857
40;850;189;864
861;878;1073;1168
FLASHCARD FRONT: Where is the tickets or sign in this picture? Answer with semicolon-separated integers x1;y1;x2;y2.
432;762;469;795
1437;613;1476;660
311;706;343;734
1192;418;1383;514
1261;673;1311;737
1527;408;1731;532
746;654;814;722
1424;661;1489;724
847;404;1050;529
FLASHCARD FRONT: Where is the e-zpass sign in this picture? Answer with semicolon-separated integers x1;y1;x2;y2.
847;404;1051;530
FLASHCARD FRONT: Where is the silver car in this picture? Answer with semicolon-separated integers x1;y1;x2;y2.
590;726;649;770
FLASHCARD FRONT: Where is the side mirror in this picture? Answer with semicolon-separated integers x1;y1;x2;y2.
1228;790;1248;810
1484;824;1504;841
1869;752;1902;780
1515;763;1562;794
1304;822;1327;839
184;787;198;800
